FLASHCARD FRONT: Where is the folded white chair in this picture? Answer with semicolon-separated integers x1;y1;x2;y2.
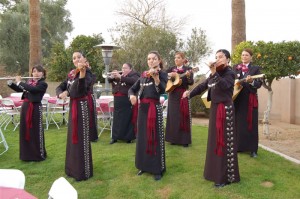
0;98;21;131
162;99;168;126
48;177;77;199
0;128;9;155
43;93;51;98
0;169;25;189
96;100;112;137
48;98;69;129
10;93;23;97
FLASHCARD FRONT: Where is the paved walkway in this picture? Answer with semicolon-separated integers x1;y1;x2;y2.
192;117;300;164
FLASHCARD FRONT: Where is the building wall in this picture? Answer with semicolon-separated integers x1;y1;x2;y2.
258;78;300;124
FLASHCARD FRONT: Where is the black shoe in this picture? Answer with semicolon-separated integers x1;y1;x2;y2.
91;138;98;142
170;143;176;145
214;183;227;188
154;174;162;181
183;144;188;147
110;139;117;144
137;170;144;176
250;152;258;158
127;140;132;143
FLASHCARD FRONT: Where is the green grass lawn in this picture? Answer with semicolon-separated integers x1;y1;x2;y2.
1;123;300;199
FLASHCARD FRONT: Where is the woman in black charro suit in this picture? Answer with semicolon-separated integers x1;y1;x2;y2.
56;51;93;181
233;48;262;158
128;51;168;181
7;65;48;161
108;63;140;144
183;49;240;188
165;51;194;147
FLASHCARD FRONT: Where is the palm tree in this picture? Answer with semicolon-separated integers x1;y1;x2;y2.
29;0;42;74
231;0;246;53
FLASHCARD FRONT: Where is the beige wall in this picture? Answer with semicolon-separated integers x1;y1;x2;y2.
46;82;60;97
258;78;300;124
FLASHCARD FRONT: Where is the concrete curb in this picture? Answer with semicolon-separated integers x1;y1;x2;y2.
259;144;300;164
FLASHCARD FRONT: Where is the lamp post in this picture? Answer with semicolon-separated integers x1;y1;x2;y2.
94;43;120;94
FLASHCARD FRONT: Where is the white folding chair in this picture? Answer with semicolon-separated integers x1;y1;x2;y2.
48;98;69;129
162;99;168;126
43;93;51;98
99;95;113;99
10;92;23;97
0;128;9;155
41;98;49;130
0;98;21;131
0;96;7;127
0;169;25;189
96;100;112;137
48;177;77;199
108;100;114;138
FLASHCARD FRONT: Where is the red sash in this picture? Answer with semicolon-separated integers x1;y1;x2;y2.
140;98;159;155
24;99;33;141
215;103;225;156
176;88;190;133
71;96;88;144
247;93;258;131
113;92;126;97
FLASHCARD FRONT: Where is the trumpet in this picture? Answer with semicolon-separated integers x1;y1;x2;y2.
0;76;35;80
102;71;122;78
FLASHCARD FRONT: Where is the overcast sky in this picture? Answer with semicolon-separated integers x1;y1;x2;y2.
65;0;300;63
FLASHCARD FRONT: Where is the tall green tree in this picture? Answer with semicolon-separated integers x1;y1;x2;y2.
183;28;212;67
41;0;72;57
115;0;186;35
113;25;177;72
111;0;211;71
0;0;22;13
47;34;104;82
0;0;72;74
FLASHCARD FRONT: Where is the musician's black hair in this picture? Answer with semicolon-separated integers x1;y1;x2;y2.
73;50;86;58
216;49;231;59
124;63;133;69
243;48;253;56
148;51;164;70
32;64;46;79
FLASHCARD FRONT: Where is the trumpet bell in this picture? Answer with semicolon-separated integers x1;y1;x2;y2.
102;70;122;78
102;71;108;78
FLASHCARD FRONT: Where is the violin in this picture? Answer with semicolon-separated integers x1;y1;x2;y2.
75;60;88;74
146;66;160;78
210;61;226;72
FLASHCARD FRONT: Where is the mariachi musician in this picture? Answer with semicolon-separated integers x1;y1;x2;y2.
85;59;99;142
7;65;48;161
233;48;262;158
56;51;93;181
128;51;168;181
108;63;140;144
182;49;240;188
165;51;194;147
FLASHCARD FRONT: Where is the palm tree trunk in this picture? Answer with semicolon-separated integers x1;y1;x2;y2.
29;0;42;74
231;0;246;53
